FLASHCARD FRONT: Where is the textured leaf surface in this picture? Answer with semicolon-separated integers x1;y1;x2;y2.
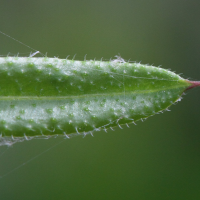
0;57;196;145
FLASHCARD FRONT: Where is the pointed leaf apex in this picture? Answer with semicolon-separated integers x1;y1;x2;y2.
186;81;200;90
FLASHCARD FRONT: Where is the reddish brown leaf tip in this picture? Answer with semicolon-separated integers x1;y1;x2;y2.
186;81;200;91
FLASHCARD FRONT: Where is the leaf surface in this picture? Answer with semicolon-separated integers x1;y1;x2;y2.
0;57;198;145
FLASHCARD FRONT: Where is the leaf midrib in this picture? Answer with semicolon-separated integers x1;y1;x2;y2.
0;84;188;100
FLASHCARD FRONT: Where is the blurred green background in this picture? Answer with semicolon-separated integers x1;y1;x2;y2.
0;0;200;199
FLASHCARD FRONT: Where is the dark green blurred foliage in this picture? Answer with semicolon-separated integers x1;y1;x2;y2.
0;0;200;199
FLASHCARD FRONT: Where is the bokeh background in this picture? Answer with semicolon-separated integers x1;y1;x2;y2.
0;0;200;199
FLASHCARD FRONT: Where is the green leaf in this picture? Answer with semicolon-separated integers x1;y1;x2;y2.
0;57;198;145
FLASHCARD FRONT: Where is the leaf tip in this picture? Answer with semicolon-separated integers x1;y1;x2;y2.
186;81;200;91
